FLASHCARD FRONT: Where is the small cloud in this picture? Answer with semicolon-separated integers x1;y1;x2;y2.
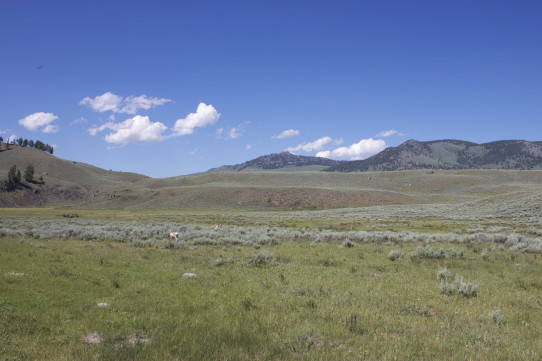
377;129;404;137
216;121;249;140
88;115;168;145
316;138;386;160
272;129;299;139
79;92;171;114
119;94;172;114
228;127;241;139
286;136;333;152
173;103;220;136
80;92;122;112
18;112;59;133
189;148;198;155
245;144;252;150
71;117;87;125
215;127;243;140
0;128;11;135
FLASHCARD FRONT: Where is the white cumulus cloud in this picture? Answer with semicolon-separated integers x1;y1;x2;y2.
316;138;386;160
79;92;171;114
272;129;299;139
18;112;59;133
286;136;333;152
88;115;168;145
173;103;220;136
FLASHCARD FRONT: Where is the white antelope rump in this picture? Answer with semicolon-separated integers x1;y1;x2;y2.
168;229;179;240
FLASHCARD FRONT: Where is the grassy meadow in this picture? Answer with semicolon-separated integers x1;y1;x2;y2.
1;162;542;360
2;207;542;360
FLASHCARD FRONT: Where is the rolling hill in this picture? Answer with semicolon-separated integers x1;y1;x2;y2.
0;146;148;207
1;141;542;210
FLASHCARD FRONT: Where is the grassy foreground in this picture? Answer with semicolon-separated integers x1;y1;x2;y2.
2;237;542;360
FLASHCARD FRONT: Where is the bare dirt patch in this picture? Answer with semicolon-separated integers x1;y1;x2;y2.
82;332;104;345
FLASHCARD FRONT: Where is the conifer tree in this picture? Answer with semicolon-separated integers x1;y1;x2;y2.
6;165;18;191
24;164;35;182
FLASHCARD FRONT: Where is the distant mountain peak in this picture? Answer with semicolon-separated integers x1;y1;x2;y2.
324;139;542;172
209;151;342;172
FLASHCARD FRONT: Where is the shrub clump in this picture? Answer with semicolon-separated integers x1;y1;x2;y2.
488;309;505;325
436;268;477;298
455;275;478;298
213;256;234;267
387;250;402;261
246;250;277;267
436;267;451;282
411;245;464;260
342;240;355;248
437;267;453;295
411;245;445;260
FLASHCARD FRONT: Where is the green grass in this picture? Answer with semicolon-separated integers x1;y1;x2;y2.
2;237;542;360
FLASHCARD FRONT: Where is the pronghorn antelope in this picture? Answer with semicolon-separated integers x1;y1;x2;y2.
168;229;179;240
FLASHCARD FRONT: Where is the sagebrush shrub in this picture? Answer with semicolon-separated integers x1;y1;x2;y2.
213;256;234;267
246;250;276;267
488;309;505;325
437;267;453;295
411;246;465;260
447;248;465;260
436;268;478;297
387;250;402;261
343;240;355;248
436;267;451;282
455;275;478;298
439;279;454;295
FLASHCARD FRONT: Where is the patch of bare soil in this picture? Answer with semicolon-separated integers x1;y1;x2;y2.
82;332;104;345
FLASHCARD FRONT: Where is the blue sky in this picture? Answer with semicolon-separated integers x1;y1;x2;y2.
1;0;541;177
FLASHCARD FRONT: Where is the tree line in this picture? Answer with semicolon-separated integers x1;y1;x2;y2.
0;136;53;154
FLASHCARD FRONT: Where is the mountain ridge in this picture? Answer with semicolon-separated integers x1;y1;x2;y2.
209;151;341;172
323;139;542;172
